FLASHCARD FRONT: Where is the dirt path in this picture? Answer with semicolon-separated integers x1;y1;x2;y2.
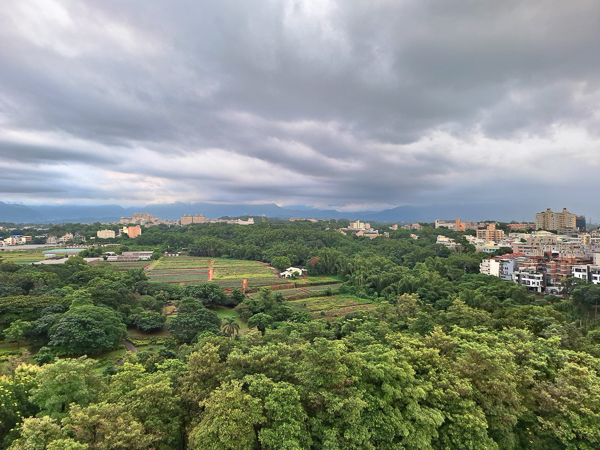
144;260;158;272
208;258;214;281
122;339;137;354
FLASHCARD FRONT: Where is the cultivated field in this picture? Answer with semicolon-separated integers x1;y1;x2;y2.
212;259;285;288
152;256;212;269
212;259;275;279
0;251;45;265
287;294;375;320
105;261;151;271
146;256;211;284
249;283;344;299
146;256;284;287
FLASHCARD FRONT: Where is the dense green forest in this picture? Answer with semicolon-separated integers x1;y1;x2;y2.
1;221;600;449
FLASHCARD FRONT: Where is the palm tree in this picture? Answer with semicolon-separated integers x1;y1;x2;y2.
222;317;240;337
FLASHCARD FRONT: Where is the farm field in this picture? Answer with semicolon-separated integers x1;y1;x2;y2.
211;259;275;280
102;261;151;270
147;256;285;287
0;251;45;264
299;275;345;284
249;283;344;299
287;294;375;320
152;256;212;269
147;256;211;284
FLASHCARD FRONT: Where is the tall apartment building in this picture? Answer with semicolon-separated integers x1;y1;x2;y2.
181;214;208;225
348;220;370;230
122;225;142;238
476;223;505;242
535;208;576;231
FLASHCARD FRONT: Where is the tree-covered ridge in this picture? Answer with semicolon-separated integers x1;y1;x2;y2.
1;221;600;448
3;308;600;449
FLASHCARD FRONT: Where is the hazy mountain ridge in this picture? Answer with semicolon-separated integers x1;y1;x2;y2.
0;201;519;224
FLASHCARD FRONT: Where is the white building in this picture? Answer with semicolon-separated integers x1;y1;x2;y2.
97;229;116;239
436;235;459;250
512;270;544;293
348;220;370;230
571;265;600;285
435;219;456;230
572;265;589;281
480;256;518;281
279;267;307;278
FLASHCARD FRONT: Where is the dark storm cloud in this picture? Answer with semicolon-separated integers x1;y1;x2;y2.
1;0;600;215
0;141;113;165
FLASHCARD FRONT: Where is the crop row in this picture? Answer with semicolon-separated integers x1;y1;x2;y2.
302;283;343;292
148;270;209;275
211;259;263;267
213;280;244;288
154;257;212;268
146;274;210;282
247;277;289;287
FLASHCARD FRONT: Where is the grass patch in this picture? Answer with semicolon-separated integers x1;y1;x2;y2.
209;305;249;332
300;275;345;284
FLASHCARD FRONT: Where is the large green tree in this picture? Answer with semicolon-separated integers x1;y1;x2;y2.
48;305;126;355
167;304;221;344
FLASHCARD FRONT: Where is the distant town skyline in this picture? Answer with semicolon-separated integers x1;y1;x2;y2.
1;2;600;217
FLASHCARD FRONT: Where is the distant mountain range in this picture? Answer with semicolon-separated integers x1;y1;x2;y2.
0;201;525;225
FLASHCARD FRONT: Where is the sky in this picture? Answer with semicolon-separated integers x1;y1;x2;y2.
1;0;600;219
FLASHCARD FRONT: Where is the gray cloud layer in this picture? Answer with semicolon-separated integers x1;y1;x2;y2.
1;0;600;217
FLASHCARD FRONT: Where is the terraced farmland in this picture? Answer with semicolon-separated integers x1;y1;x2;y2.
287;295;375;319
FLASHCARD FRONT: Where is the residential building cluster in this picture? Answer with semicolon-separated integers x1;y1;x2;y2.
400;223;421;230
338;220;388;239
435;218;487;231
181;214;254;226
480;230;600;293
46;233;86;245
119;213;179;226
1;235;32;246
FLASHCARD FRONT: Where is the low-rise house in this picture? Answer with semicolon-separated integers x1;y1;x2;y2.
513;269;545;293
280;267;306;278
437;235;459;250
